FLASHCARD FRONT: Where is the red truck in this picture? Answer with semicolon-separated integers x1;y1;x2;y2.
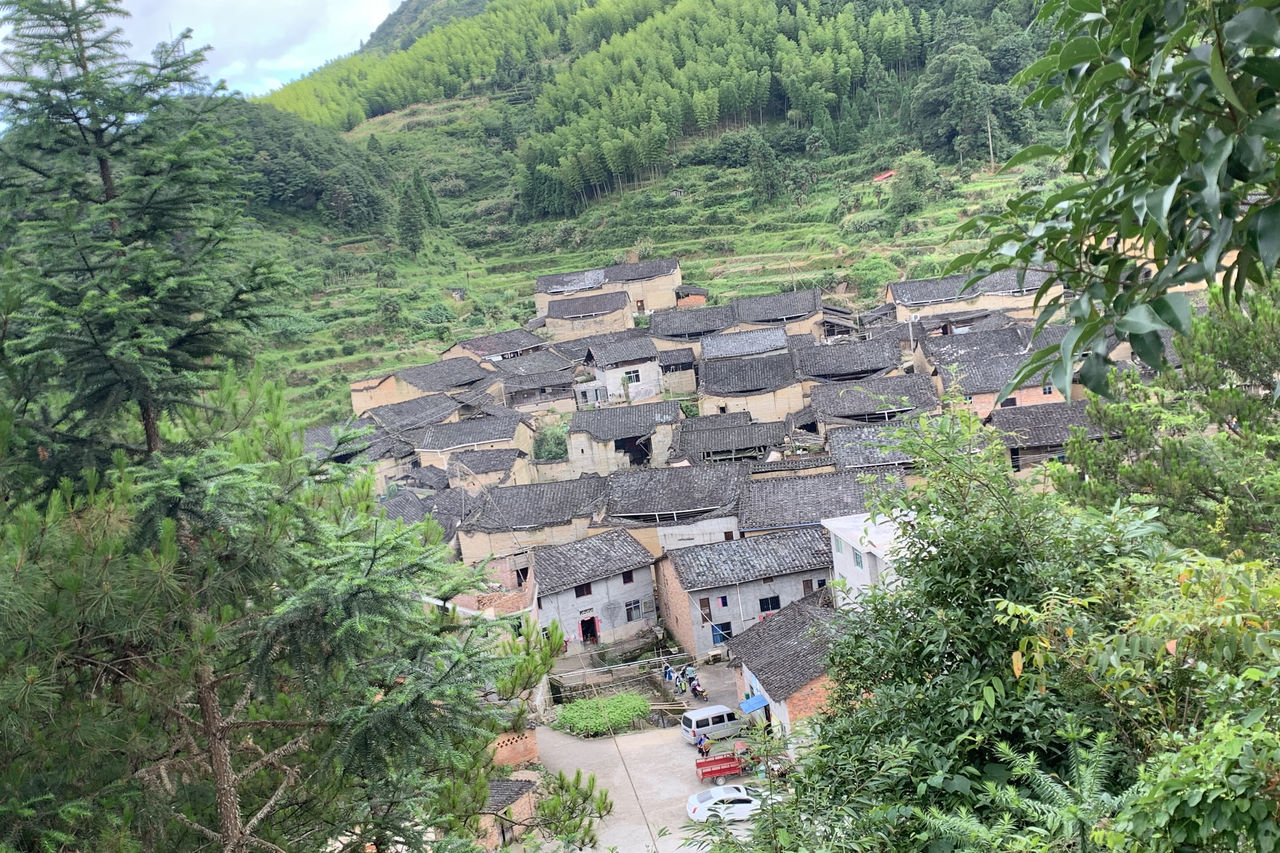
694;741;756;786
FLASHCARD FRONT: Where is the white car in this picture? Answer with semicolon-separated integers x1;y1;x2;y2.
686;785;768;823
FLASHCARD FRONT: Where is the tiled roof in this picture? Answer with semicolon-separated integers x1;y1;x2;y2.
658;347;695;367
304;419;412;463
701;328;789;360
379;492;427;525
676;284;710;297
921;324;1070;366
461;476;608;532
792;337;900;380
732;288;822;324
362;394;463;433
666;528;831;591
748;454;834;474
699;353;797;397
498;369;578;392
448;448;525;476
552;329;649;363
985;400;1102;447
394;465;449;490
396;358;495;393
937;353;1049;394
888;268;1052;306
648;305;737;339
425;487;468;538
827;424;912;469
607;464;748;518
739;470;903;530
725;588;837;701
458;328;547;358
536;257;679;294
570;400;681;442
681;412;753;431
493;350;576;376
858;303;898;325
546;290;631;319
532;529;654;595
588;336;659;366
810;375;938;420
416;416;525;451
484;779;536;813
677;421;787;459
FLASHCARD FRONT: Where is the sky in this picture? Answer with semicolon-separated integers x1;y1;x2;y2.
116;0;402;96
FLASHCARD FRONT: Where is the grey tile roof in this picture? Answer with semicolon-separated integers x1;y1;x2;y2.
304;419;413;463
532;528;654;595
725;588;837;701
570;400;682;442
922;326;1033;364
810;375;938;420
658;347;695;367
415;416;525;451
985;400;1103;447
493;350;576;376
546;290;631;319
648;305;737;339
732;288;822;324
701;328;789;360
888;268;1052;306
588;336;659;366
362;394;463;432
827;424;912;469
395;465;449;490
858;303;898;325
666;528;832;591
551;329;649;363
676;284;709;297
498;370;578;393
448;448;525;476
748;454;834;474
937;354;1049;395
396;358;495;393
607;464;748;518
379;492;428;525
424;487;468;538
461;476;608;532
699;353;798;397
459;329;547;358
681;412;753;431
739;470;903;530
792;337;900;380
536;257;679;294
677;421;788;459
484;778;536;813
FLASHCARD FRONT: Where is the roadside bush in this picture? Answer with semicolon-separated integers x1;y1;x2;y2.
554;694;650;737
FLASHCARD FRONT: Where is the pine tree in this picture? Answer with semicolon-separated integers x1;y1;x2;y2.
396;183;427;256
412;168;443;226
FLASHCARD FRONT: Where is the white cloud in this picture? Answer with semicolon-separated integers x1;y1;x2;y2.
118;0;400;95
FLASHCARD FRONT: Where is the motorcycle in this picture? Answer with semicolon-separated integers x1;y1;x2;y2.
690;680;708;701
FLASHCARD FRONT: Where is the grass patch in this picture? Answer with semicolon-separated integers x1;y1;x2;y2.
553;693;651;737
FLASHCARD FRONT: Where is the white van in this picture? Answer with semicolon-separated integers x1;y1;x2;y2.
681;705;745;744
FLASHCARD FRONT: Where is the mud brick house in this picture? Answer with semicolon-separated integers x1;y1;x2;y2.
415;415;534;470
790;335;901;385
477;779;538;851
658;347;697;394
985;400;1104;473
391;464;449;495
738;469;903;536
550;328;650;364
446;328;549;363
349;357;496;412
725;587;838;744
543;290;634;340
670;419;788;464
534;257;682;316
647;304;738;355
457;476;609;570
732;288;824;336
447;448;533;491
304;417;421;494
885;268;1059;323
655;528;833;660
490;350;579;415
605;463;749;555
531;528;656;649
808;374;939;434
579;337;663;406
567;400;681;475
698;353;804;420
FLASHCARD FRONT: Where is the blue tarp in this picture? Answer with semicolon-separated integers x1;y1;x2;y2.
739;694;769;714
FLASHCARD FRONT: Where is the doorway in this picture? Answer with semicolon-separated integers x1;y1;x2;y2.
579;617;599;645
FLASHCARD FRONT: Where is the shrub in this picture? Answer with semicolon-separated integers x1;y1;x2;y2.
341;343;357;356
534;425;568;460
554;693;650;737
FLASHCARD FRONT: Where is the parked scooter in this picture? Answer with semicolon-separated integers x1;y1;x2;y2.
690;678;709;701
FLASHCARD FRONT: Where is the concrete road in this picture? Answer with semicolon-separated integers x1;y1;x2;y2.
537;724;708;852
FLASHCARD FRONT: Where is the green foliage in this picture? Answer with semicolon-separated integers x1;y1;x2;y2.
533;424;568;460
953;0;1280;396
532;769;614;848
398;182;428;256
553;693;650;736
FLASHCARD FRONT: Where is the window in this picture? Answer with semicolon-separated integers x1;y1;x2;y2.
1042;384;1054;395
710;714;726;726
699;597;712;624
625;599;642;621
762;576;774;584
574;582;592;598
817;578;827;589
717;405;728;414
515;566;529;588
718;595;728;608
636;299;645;312
834;537;843;553
712;622;733;644
853;550;864;569
963;395;974;403
759;595;780;613
724;531;735;541
1000;397;1018;408
624;369;641;384
622;570;634;584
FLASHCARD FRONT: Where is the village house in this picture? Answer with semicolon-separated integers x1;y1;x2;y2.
984;400;1104;474
819;299;860;340
934;355;1070;418
732;288;824;336
447;448;533;491
658;347;697;394
605;463;749;555
826;424;913;475
550;328;649;364
738;469;903;536
675;283;709;307
700;327;789;360
349;357;496;413
654;528;833;660
578;337;663;407
885;268;1059;323
726;587;838;745
477;779;538;851
566;400;682;475
543;290;634;340
531;528;657;649
391;463;449;495
445;328;549;363
913;323;1069;377
647;304;738;355
534;257;682;316
808;374;939;434
791;335;902;386
490;350;579;416
747;454;837;480
698;353;804;420
821;512;902;592
305;419;418;494
415;415;535;470
669;419;788;464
